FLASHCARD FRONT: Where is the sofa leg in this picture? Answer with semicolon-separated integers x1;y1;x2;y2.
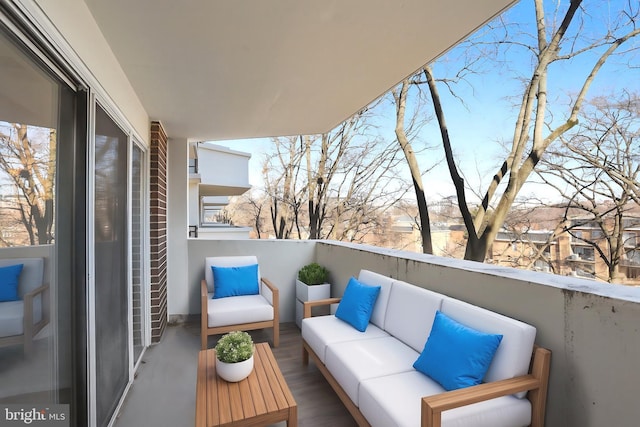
302;346;309;366
273;323;280;348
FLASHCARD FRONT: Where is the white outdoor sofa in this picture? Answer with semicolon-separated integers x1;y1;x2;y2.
0;257;48;355
302;269;551;427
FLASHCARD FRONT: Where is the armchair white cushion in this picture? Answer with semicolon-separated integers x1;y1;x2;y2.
207;295;273;328
0;257;48;354
201;256;279;349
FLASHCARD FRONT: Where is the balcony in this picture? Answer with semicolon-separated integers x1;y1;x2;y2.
134;239;640;426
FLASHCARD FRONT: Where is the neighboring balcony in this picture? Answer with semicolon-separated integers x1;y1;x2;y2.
188;143;252;239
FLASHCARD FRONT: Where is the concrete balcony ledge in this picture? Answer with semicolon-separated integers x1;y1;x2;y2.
178;238;640;426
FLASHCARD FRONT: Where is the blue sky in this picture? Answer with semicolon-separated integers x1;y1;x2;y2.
216;0;640;204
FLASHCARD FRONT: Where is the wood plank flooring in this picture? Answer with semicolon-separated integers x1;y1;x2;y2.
240;323;358;427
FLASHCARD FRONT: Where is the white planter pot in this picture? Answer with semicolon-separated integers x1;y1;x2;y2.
295;279;331;302
295;300;303;329
216;355;254;382
296;280;332;329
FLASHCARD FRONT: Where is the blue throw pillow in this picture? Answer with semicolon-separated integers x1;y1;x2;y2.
211;264;260;299
335;277;381;332
0;264;24;302
413;311;503;391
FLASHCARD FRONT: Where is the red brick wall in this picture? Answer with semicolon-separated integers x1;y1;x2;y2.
150;122;167;343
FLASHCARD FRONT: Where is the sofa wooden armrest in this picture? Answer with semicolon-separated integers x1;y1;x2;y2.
302;297;342;319
421;346;551;427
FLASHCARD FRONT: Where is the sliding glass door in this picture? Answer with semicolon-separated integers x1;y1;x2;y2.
93;105;129;427
0;15;84;423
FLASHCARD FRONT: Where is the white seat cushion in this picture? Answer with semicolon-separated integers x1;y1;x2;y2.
384;281;445;352
301;315;388;364
360;370;531;427
207;294;273;328
0;297;43;339
0;301;24;337
325;336;418;404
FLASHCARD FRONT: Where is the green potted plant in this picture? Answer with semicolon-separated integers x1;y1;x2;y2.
214;331;254;382
298;262;329;286
296;263;331;327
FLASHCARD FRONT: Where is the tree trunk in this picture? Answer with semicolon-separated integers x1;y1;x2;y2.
393;79;433;254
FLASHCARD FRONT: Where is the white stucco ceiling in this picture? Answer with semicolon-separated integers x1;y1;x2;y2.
84;0;516;141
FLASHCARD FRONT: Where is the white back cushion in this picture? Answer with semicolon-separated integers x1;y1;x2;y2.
357;270;396;329
0;257;44;297
384;281;444;352
204;256;259;293
441;298;536;398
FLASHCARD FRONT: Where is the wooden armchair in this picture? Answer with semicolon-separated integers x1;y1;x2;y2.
0;257;49;355
201;256;279;350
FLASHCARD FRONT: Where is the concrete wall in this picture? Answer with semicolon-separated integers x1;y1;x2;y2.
180;239;316;322
197;228;252;240
316;241;640;427
167;138;189;317
188;180;199;226
0;245;53;275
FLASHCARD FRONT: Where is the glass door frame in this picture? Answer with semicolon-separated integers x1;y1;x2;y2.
129;138;151;371
87;96;151;427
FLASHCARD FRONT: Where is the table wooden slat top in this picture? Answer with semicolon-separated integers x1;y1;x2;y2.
196;342;297;427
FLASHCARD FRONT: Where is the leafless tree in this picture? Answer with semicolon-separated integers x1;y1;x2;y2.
392;77;435;253
262;135;306;239
323;141;408;243
422;0;640;261
225;190;269;239
537;92;640;282
256;107;410;242
0;123;55;246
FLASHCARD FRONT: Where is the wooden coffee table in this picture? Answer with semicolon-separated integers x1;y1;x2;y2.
196;342;297;427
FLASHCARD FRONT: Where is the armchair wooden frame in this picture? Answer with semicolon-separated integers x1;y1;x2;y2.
301;298;551;427
201;278;279;350
0;282;49;355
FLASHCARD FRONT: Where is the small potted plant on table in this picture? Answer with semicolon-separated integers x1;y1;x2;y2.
215;331;254;382
296;263;330;327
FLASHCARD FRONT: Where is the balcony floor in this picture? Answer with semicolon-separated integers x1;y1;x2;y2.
114;322;357;427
